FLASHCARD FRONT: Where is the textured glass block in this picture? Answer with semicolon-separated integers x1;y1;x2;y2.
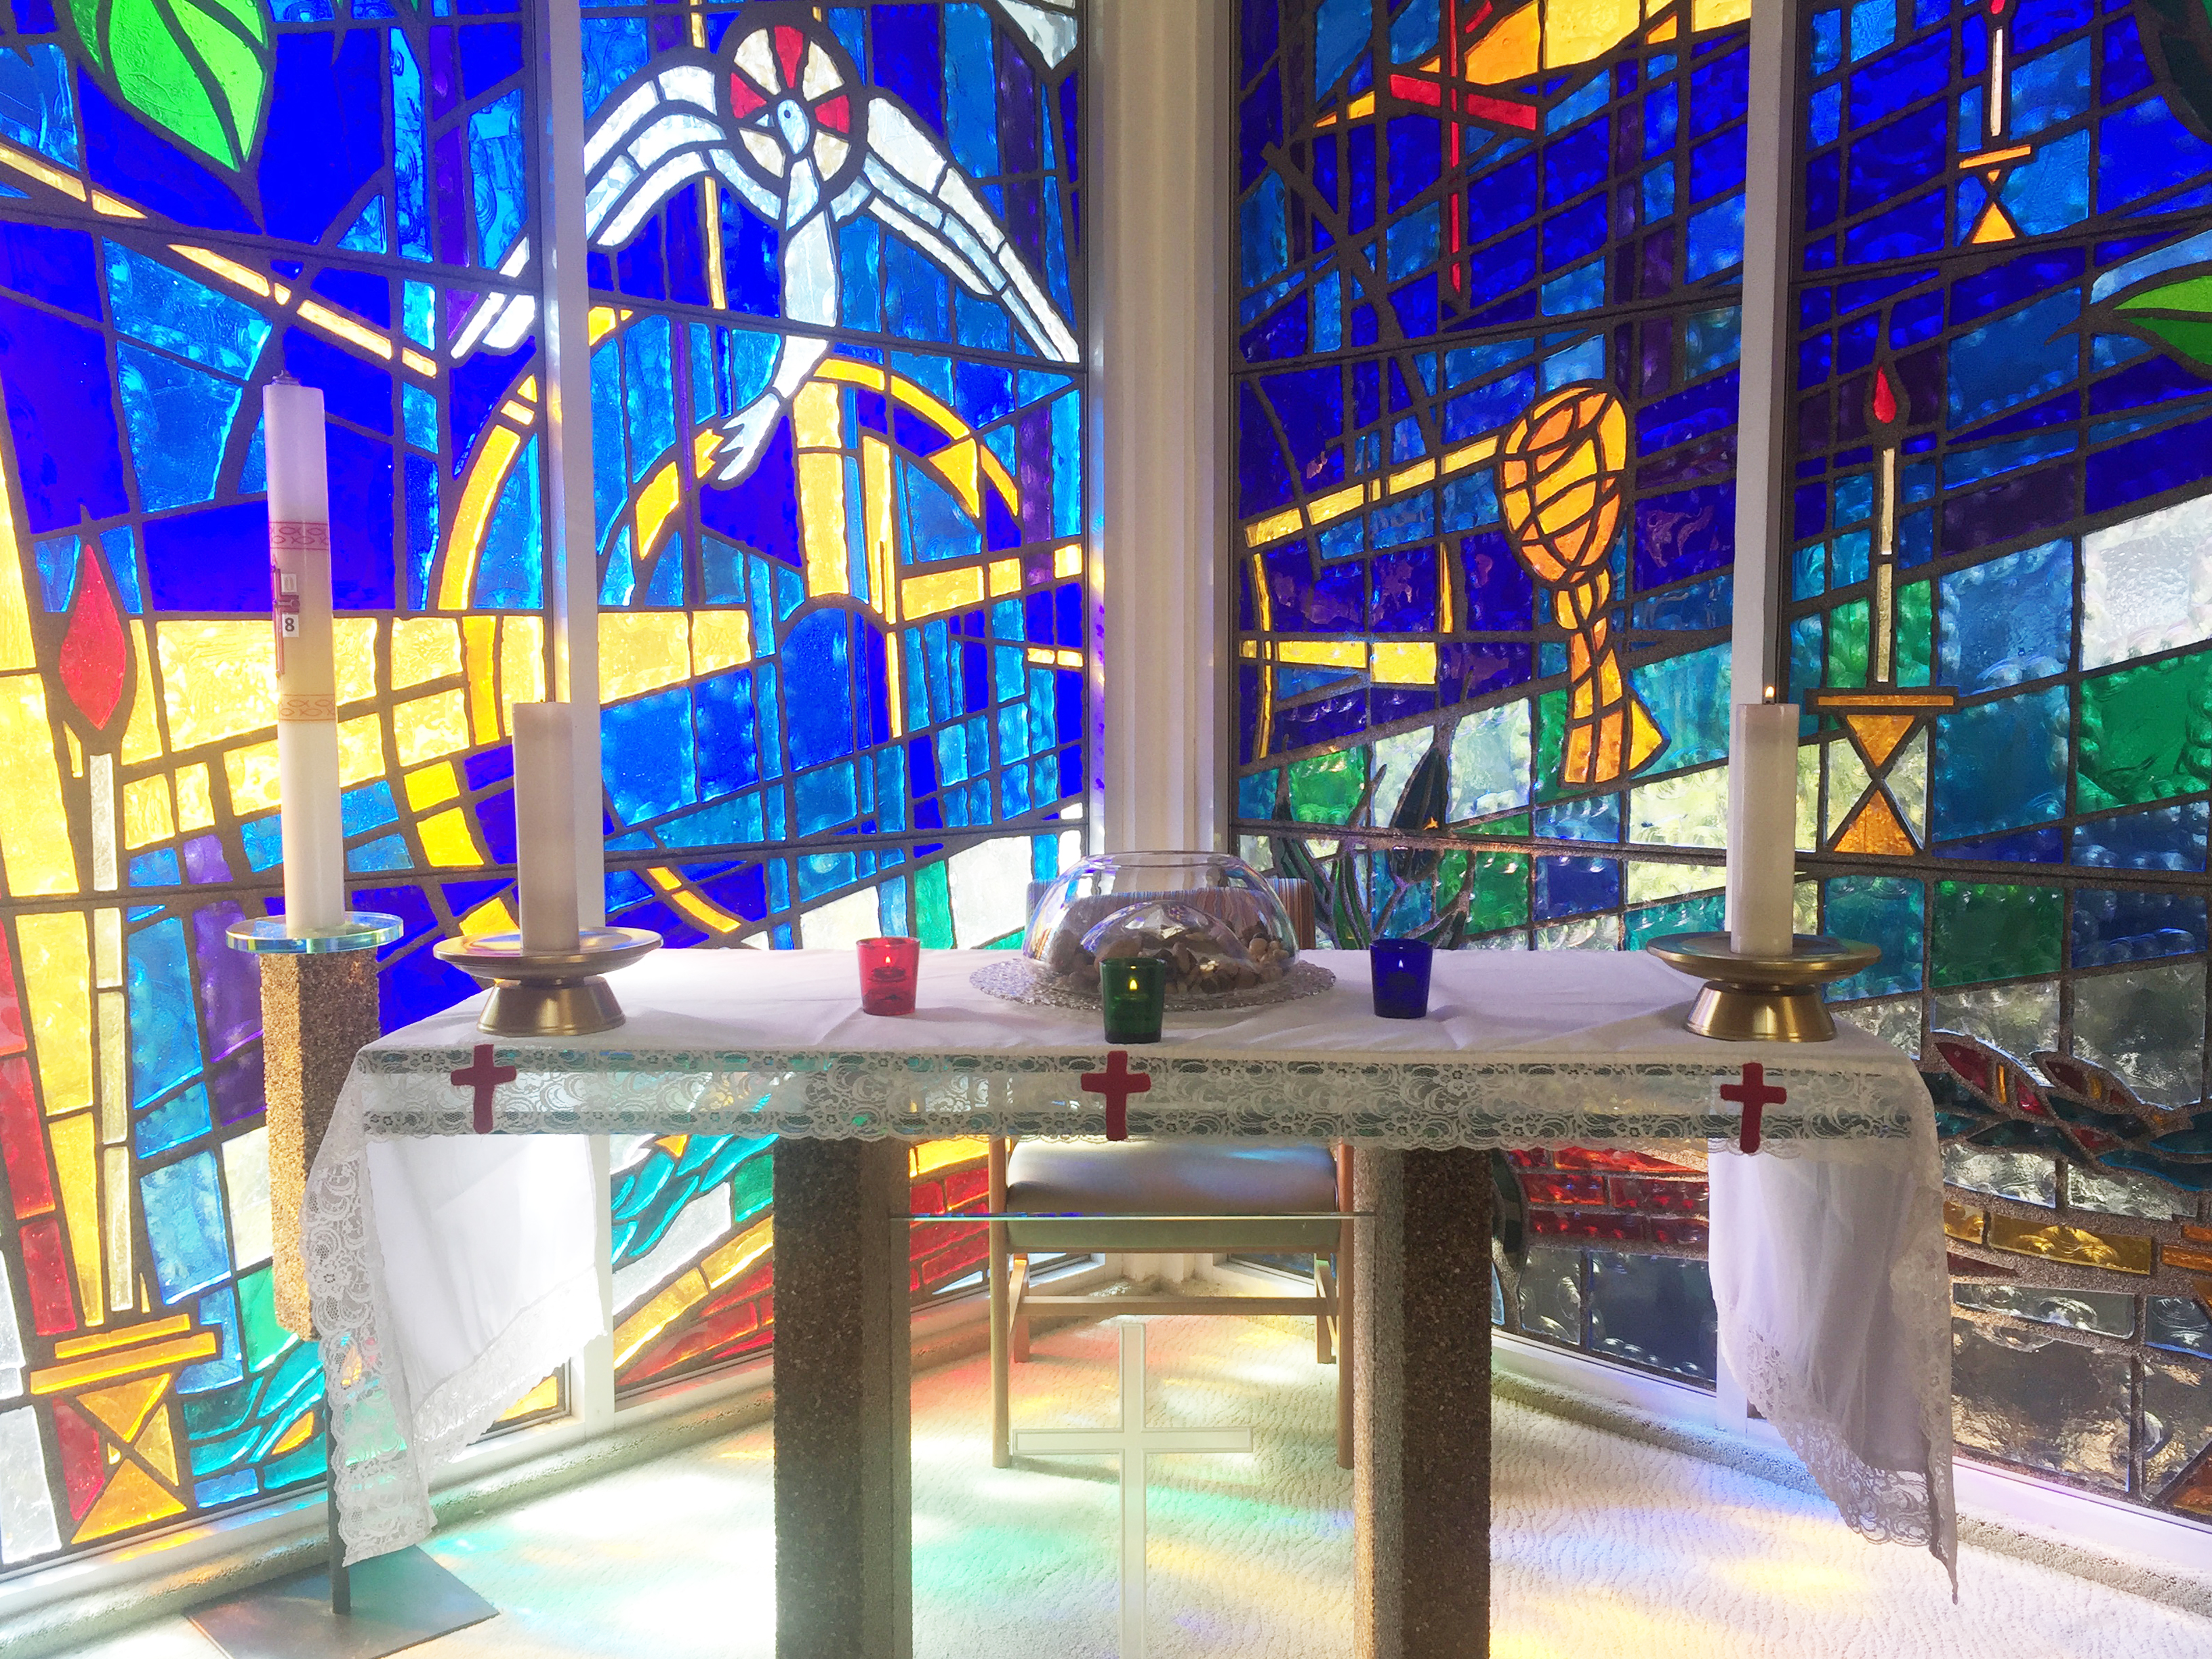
1927;981;2060;1061
1986;1215;2154;1275
1835;995;1921;1056
1514;1244;1582;1345
1951;1319;2131;1489
2069;961;2207;1109
1586;1250;1717;1382
2144;1354;2212;1498
1952;1282;2135;1338
2067;1164;2196;1221
2081;493;2212;671
2150;1297;2212;1359
2077;652;2212;813
1929;882;2062;987
1943;1145;2056;1206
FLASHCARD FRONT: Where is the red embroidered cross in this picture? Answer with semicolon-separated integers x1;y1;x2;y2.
1719;1061;1787;1155
1079;1050;1152;1142
451;1042;516;1134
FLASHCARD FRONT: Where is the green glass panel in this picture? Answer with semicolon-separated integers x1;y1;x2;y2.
1824;875;1924;998
1896;581;1931;689
1533;690;1566;803
237;1264;294;1374
1625;892;1725;949
915;862;955;949
1466;851;1530;933
2077;651;2212;812
1825;598;1869;690
1930;882;2062;987
1287;747;1367;823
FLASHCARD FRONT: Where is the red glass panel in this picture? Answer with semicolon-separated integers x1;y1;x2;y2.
20;1214;75;1333
56;548;128;733
1;1054;54;1218
52;1400;104;1521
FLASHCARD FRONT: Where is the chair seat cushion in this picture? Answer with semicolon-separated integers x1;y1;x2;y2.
1004;1140;1342;1253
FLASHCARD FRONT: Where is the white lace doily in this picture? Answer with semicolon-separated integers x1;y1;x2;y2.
969;954;1337;1012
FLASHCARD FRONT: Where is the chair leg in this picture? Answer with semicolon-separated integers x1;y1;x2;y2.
989;1137;1010;1467
1314;1257;1335;1364
1009;1254;1031;1362
1336;1145;1355;1471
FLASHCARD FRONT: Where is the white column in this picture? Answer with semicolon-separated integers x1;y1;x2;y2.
1090;0;1231;853
1728;0;1809;705
536;0;605;928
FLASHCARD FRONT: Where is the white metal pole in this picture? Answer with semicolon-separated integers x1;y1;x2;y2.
1090;0;1229;853
1729;0;1809;706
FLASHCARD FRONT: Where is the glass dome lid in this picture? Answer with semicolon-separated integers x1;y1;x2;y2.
1022;851;1300;1007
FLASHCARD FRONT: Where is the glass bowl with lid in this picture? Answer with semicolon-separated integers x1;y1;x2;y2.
1013;851;1312;1010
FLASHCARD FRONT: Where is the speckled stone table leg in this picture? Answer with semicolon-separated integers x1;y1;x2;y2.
772;1138;913;1659
1355;1147;1494;1659
260;951;380;1337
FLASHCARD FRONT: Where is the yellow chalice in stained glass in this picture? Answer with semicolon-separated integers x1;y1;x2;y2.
1496;384;1664;787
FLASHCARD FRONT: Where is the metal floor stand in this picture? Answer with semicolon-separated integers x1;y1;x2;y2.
186;1488;497;1659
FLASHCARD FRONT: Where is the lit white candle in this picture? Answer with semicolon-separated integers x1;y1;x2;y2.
511;702;581;954
1726;699;1799;958
264;377;346;937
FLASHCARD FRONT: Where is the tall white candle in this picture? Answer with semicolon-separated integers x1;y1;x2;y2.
511;702;581;953
264;378;346;937
1726;700;1800;958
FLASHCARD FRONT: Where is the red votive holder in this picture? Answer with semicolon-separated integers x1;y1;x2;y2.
1370;937;1434;1019
858;936;920;1015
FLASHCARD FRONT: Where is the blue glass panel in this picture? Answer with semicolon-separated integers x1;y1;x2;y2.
141;1152;230;1306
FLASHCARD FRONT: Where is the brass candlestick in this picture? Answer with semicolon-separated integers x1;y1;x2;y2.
432;926;661;1036
1643;933;1881;1042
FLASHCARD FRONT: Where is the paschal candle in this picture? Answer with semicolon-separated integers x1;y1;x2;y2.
1726;700;1799;957
512;702;582;954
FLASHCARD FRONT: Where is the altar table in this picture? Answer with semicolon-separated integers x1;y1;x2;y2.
303;947;1957;1658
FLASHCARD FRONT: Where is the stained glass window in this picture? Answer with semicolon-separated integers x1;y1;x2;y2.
1239;0;2211;1525
0;0;1087;1568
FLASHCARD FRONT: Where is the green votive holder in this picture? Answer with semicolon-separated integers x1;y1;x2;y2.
1100;956;1167;1044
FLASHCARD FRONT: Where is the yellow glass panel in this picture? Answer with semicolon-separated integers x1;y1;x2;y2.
391;617;462;689
987;558;1022;597
862;435;897;618
79;1374;166;1440
65;726;81;777
612;1268;707;1367
934;436;982;517
1986;1215;2153;1274
264;1410;314;1458
135;1404;180;1482
912;1136;987;1179
394;690;470;766
405;762;461;813
71;1459;184;1543
600;613;694;702
1243;506;1304;548
792;379;844;449
462;614;500;742
634;457;683;557
0;485;32;672
2164;1242;2212;1275
462;897;516;937
1371;642;1437;684
51;1109;101;1320
173;764;213;832
27;1330;214;1392
691;611;753;676
798;451;851;598
494;1374;562;1423
223;741;280;813
1692;0;1751;30
101;1143;129;1311
417;808;482;867
50;1313;187;1359
156;621;272;750
338;714;386;785
119;625;161;764
901;567;985;621
702;1216;773;1288
1276;640;1367;668
333;619;377;705
1054;544;1082;578
0;675;78;895
19;911;90;1112
1465;2;1538;79
1942;1201;1984;1244
121;776;175;849
499;616;546;718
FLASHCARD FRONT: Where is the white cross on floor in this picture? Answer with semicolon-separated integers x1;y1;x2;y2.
1012;1319;1254;1659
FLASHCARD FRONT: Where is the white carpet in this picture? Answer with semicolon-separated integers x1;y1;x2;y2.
59;1314;2212;1659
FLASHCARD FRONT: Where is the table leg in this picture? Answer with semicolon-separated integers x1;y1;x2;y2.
771;1139;912;1659
1354;1148;1493;1659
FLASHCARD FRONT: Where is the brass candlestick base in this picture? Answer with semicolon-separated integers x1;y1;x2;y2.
433;926;662;1036
1643;933;1881;1042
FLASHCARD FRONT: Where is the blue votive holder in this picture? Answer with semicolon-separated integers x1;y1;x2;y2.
1370;938;1434;1019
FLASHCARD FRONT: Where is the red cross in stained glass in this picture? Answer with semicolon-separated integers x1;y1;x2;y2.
1079;1050;1151;1142
451;1043;517;1134
1719;1062;1787;1156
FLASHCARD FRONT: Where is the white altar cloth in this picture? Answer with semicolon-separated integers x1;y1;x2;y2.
304;947;1954;1581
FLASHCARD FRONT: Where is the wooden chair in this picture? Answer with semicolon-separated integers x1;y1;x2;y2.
987;878;1353;1469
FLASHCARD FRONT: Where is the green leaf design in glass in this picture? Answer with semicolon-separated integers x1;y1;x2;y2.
2114;268;2212;375
66;0;273;173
